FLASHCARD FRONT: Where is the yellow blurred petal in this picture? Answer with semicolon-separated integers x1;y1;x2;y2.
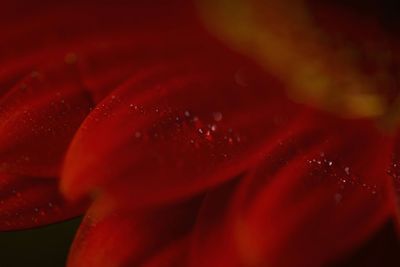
198;0;392;119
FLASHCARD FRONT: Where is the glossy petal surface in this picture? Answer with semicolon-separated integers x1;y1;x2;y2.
0;62;92;177
61;54;306;212
0;0;225;177
189;118;398;267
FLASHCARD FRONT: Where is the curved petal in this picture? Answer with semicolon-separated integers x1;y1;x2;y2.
67;198;201;267
61;51;309;213
0;62;92;177
189;119;398;267
0;0;226;177
0;174;86;231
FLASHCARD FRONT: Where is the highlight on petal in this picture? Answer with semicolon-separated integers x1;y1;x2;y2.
67;198;201;267
189;119;399;267
0;62;92;177
0;0;229;179
0;174;86;231
61;51;308;212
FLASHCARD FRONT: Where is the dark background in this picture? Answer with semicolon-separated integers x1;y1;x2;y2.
0;218;81;267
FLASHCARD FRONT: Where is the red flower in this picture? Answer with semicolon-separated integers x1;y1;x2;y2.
1;1;400;266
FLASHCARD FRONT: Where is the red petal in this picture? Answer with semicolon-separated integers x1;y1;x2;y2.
0;1;223;178
189;118;398;267
141;237;190;267
67;198;200;267
61;53;307;211
0;174;86;231
0;1;206;102
0;62;92;177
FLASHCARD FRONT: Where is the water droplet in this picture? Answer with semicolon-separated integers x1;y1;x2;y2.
135;131;142;138
213;112;223;122
205;130;212;141
344;167;350;175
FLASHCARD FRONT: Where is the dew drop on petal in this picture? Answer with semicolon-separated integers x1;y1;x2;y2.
213;112;223;122
135;131;142;138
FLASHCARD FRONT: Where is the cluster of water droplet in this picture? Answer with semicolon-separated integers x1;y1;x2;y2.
306;152;379;205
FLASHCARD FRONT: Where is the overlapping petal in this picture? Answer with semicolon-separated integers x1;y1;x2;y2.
0;62;92;177
0;0;238;237
61;52;309;212
189;118;399;267
1;1;399;266
67;198;201;267
0;174;86;231
0;0;224;178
